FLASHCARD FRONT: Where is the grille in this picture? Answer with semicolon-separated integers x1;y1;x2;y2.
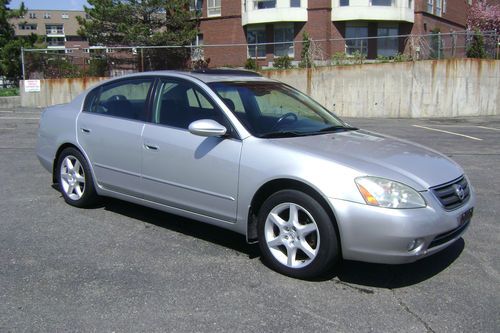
431;176;470;210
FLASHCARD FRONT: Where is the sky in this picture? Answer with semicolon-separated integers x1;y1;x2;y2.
8;0;90;11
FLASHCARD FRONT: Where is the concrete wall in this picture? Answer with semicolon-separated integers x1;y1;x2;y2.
263;59;499;118
20;77;108;108
19;59;499;118
0;96;21;109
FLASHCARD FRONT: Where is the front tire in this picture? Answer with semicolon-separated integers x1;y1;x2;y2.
56;147;98;207
257;190;339;279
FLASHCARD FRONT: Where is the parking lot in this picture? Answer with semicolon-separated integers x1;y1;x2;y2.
0;108;499;332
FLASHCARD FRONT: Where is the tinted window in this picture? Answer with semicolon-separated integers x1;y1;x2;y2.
89;79;153;121
153;79;230;131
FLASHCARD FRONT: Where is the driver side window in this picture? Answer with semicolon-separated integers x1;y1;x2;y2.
88;79;153;121
153;79;230;131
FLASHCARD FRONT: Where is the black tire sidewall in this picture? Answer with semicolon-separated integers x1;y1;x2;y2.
56;147;97;208
257;189;339;279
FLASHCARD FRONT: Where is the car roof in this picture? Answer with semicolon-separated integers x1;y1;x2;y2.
104;69;275;84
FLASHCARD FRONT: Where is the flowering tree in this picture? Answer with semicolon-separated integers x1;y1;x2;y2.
466;0;499;58
467;0;500;32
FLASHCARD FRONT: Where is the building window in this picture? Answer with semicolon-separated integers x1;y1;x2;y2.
408;0;412;8
61;13;69;19
43;13;51;19
377;24;399;57
190;0;203;13
65;49;74;54
274;24;294;57
345;23;368;55
254;0;276;9
18;23;37;30
435;0;442;16
427;0;433;13
290;0;301;7
371;0;393;6
247;26;266;58
29;12;36;19
340;0;349;6
443;0;446;13
191;34;204;60
207;0;221;17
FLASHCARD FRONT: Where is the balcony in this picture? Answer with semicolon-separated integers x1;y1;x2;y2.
46;25;65;37
242;0;307;26
332;0;414;23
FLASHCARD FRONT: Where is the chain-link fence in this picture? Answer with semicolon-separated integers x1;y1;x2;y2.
21;30;499;79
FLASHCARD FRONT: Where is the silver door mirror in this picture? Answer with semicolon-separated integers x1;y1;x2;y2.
188;119;227;137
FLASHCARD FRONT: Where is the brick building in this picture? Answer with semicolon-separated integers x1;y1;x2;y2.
10;9;89;53
192;0;473;67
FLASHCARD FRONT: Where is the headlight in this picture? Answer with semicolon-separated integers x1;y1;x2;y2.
355;176;426;209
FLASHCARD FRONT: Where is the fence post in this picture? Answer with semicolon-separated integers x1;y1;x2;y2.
21;47;26;80
140;48;144;72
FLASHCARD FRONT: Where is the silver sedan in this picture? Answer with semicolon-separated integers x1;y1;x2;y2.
36;70;475;279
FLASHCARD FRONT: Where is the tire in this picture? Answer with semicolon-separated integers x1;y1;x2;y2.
56;147;98;208
257;189;339;279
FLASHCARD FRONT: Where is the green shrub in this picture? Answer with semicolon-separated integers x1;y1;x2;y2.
0;88;19;97
273;56;292;69
299;31;312;68
332;52;348;65
244;58;258;70
467;30;487;59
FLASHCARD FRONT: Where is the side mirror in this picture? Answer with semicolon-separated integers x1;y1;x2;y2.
188;119;227;137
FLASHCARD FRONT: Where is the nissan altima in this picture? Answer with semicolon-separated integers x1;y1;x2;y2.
36;70;475;279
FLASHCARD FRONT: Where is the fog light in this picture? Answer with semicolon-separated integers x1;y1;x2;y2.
407;238;423;252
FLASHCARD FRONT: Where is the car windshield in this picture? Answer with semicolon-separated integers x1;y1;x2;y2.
208;81;356;138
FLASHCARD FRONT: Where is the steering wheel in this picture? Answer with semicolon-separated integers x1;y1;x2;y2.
272;112;298;130
108;94;127;102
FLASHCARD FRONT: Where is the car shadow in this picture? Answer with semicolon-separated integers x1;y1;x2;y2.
60;189;465;288
323;238;465;288
100;197;261;259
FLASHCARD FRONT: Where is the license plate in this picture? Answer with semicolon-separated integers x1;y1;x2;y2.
459;208;473;226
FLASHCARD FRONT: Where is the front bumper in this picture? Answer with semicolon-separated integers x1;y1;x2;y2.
329;189;475;264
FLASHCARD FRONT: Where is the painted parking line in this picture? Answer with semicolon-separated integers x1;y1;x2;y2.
475;126;500;132
424;124;500;131
412;125;483;141
0;117;40;120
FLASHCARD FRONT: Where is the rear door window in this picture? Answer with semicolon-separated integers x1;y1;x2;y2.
88;78;153;121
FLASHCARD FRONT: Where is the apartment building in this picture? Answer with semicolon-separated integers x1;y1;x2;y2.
193;0;471;66
10;9;89;52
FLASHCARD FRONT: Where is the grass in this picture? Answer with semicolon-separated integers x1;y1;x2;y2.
0;87;19;97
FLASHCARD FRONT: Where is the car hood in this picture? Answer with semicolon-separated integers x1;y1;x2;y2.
270;130;463;191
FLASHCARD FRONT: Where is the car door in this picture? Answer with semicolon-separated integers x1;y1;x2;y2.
141;78;242;222
77;78;154;196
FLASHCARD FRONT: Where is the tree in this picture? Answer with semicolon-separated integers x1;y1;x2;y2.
467;0;500;33
0;1;35;84
77;0;199;70
466;0;499;58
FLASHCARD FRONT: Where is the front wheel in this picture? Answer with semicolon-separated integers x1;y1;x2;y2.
257;190;339;279
56;147;98;207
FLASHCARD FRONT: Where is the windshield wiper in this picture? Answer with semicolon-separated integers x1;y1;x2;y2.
258;131;306;138
318;125;358;133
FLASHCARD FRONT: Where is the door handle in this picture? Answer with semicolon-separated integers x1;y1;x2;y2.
81;128;91;133
144;144;159;151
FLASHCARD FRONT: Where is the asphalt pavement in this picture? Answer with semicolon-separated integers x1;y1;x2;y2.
0;108;499;332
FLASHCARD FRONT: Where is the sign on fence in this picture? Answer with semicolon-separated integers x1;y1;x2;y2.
24;80;41;92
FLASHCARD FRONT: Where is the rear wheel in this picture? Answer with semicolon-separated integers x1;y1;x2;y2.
257;190;339;279
56;147;98;207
